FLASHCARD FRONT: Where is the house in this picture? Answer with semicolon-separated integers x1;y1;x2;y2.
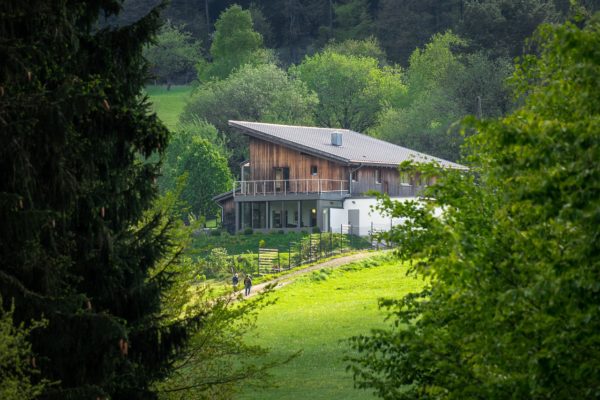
214;121;466;235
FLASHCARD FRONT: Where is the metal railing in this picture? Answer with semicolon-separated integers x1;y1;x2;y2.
233;179;349;197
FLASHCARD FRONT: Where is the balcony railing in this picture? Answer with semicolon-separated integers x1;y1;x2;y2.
233;179;349;197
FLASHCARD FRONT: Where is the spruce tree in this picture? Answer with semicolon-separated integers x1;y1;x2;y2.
0;1;192;398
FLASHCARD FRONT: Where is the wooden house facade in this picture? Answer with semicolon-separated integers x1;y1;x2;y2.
214;121;465;235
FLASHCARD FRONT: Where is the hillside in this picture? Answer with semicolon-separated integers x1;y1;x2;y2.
239;255;423;399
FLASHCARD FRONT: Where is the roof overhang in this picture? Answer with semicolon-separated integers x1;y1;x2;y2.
212;190;234;203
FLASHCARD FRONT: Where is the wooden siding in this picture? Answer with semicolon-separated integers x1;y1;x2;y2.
249;138;345;181
351;166;414;196
247;138;430;197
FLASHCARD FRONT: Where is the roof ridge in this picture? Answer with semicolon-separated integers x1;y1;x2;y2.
229;120;352;132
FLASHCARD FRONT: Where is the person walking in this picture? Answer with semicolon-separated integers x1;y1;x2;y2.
232;272;239;290
244;274;252;297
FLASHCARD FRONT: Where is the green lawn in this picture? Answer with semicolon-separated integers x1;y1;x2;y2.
145;85;192;130
239;255;424;400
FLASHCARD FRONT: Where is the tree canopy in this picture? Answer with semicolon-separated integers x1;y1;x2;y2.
144;21;202;86
197;4;269;81
160;121;233;219
291;50;406;132
348;13;600;398
183;62;318;168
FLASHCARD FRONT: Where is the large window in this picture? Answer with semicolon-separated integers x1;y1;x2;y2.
375;169;381;184
311;165;318;176
351;170;358;182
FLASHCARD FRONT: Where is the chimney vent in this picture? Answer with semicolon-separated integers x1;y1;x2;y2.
331;132;343;146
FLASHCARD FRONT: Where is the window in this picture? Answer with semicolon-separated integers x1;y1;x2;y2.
399;171;411;185
311;165;318;176
375;169;381;184
351;170;358;182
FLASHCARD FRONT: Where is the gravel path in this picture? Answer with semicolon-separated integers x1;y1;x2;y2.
238;250;387;298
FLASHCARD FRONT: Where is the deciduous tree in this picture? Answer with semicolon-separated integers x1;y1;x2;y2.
197;4;270;81
349;14;600;399
144;20;202;87
160;123;233;219
183;63;318;169
291;51;406;132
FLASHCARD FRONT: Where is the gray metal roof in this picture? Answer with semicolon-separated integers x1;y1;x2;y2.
229;121;467;170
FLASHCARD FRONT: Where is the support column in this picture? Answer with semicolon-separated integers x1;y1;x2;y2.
235;202;239;233
297;200;301;229
266;201;270;230
240;202;244;230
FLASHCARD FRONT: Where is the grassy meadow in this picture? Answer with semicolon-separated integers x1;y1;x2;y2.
239;255;424;400
145;85;192;130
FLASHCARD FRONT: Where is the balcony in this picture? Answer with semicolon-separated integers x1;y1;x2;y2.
233;179;349;198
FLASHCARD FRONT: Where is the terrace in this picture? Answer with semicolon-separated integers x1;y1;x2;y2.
233;179;349;200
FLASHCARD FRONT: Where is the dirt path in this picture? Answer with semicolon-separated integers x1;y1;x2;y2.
238;250;387;298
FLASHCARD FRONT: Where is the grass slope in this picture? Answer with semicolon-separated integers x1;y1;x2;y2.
145;85;192;130
240;255;423;400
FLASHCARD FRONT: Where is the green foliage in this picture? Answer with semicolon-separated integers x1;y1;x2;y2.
183;63;317;167
0;299;47;400
333;0;375;41
198;5;269;81
0;1;197;398
371;32;512;161
291;50;406;131
144;190;286;399
160;121;233;218
144;21;202;85
375;0;463;65
156;288;291;400
458;0;560;58
202;247;231;278
348;14;600;398
324;37;388;66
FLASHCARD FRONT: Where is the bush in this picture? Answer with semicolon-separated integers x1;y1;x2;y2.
243;227;254;235
278;230;285;234
258;239;266;248
312;226;321;233
209;229;222;237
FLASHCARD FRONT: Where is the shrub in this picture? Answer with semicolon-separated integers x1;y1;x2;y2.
209;229;222;237
312;226;321;233
258;239;266;248
243;227;253;235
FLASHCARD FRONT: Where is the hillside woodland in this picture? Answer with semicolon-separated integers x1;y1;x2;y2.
2;1;600;400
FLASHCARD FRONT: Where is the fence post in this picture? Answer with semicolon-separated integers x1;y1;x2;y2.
288;242;291;269
309;235;312;262
319;232;322;260
278;251;281;271
330;232;333;255
257;247;260;275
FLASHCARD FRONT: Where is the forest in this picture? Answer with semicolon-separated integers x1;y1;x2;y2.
1;0;600;399
142;0;600;219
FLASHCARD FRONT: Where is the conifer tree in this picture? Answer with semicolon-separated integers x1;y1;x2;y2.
0;1;194;398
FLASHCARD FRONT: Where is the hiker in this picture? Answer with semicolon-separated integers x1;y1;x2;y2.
232;272;239;290
244;274;252;296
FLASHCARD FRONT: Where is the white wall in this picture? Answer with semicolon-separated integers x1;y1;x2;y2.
330;197;416;236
